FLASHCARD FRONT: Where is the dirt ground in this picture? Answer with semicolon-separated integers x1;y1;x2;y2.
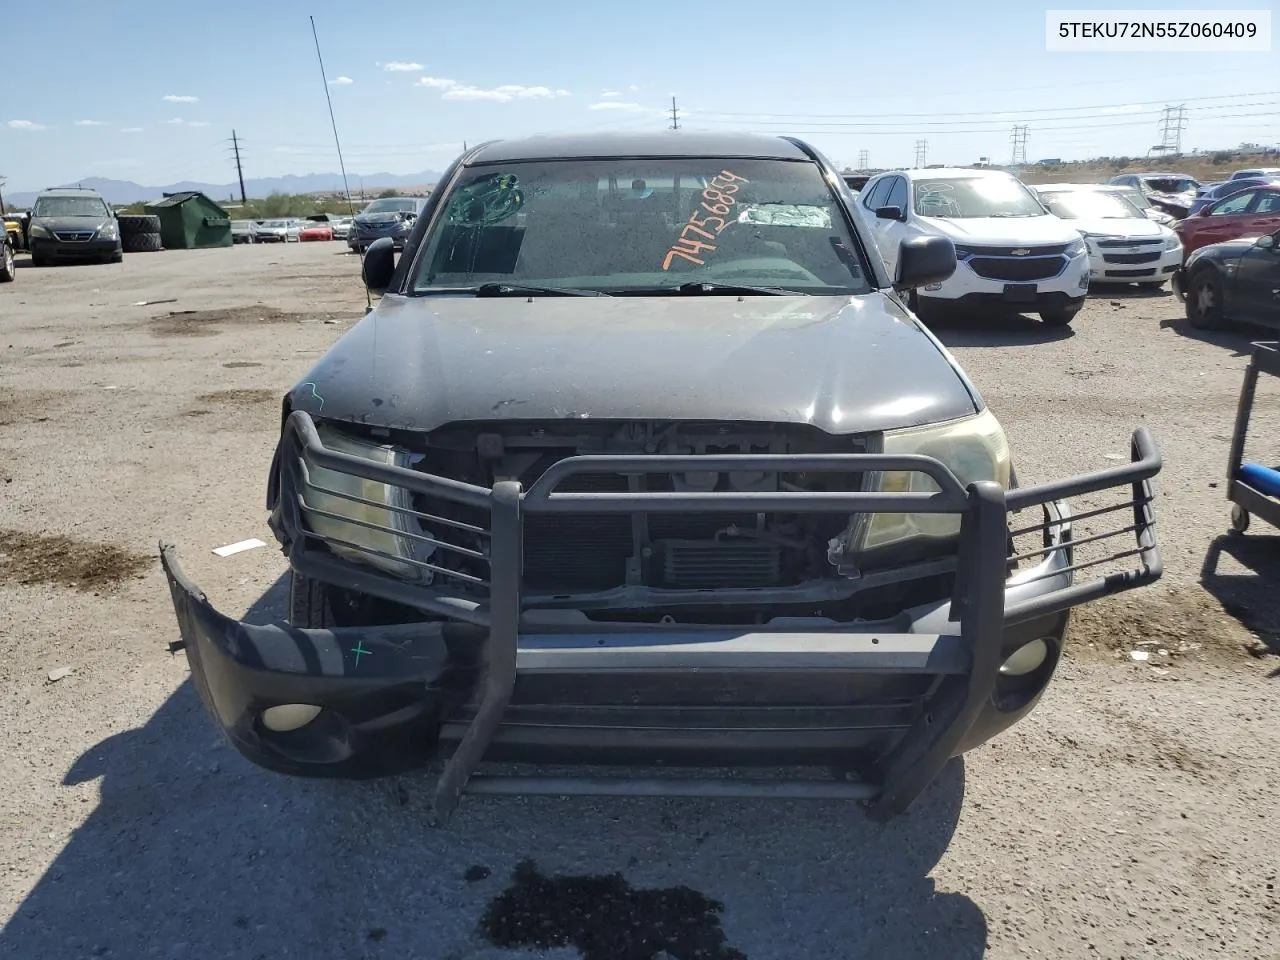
2;242;1278;960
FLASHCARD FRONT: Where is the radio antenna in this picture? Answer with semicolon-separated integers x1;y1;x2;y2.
309;14;370;310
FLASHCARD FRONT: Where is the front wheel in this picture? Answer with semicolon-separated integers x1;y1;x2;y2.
0;242;14;282
1186;267;1225;330
1039;307;1078;327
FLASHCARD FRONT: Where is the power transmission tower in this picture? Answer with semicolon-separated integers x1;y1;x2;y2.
857;149;869;170
913;140;927;167
231;130;247;204
1010;124;1029;165
670;96;680;130
1158;104;1188;155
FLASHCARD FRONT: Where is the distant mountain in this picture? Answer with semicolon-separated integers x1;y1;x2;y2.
5;170;444;208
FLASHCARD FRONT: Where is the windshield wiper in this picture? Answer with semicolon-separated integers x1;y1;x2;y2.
473;282;610;298
675;281;806;296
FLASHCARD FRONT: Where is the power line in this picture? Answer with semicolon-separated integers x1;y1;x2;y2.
1010;124;1029;165
691;88;1280;121
914;139;927;167
680;107;1276;137
685;100;1278;131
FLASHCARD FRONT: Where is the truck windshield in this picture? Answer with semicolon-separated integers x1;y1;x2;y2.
409;157;871;296
33;197;109;218
913;177;1047;219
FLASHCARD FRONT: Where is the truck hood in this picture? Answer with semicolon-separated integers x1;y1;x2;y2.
289;294;980;435
920;214;1082;246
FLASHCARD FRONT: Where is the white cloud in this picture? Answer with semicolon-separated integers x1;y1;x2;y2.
328;75;353;85
600;90;621;97
589;101;648;112
383;61;424;71
417;76;457;88
629;84;640;91
163;94;198;103
187;121;212;127
7;119;47;130
164;117;185;124
121;127;144;132
75;119;106;126
442;83;570;102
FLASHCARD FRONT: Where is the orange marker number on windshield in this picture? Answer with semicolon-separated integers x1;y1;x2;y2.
661;171;750;271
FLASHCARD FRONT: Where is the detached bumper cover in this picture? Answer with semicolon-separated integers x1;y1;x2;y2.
162;412;1163;824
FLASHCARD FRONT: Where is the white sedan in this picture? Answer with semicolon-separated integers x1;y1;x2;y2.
1031;183;1183;290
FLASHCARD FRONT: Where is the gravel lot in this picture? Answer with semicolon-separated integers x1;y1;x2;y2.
2;242;1279;960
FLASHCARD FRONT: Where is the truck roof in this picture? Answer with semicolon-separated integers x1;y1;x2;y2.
465;131;813;164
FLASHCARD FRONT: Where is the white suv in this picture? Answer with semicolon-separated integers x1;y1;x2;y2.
859;167;1090;326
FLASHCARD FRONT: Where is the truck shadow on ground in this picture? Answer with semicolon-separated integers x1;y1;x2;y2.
1200;532;1280;669
1;574;987;960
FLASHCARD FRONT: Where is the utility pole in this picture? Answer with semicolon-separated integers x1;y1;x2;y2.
1158;104;1188;155
1010;124;1029;165
670;96;680;130
857;149;869;170
231;130;247;204
0;175;7;215
914;139;927;167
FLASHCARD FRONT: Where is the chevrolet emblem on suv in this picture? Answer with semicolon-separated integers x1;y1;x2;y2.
1010;248;1031;255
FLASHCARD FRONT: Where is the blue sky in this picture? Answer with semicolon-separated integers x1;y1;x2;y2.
2;0;1276;192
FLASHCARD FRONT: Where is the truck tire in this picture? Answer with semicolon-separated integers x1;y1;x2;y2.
289;570;340;628
117;214;161;237
122;231;163;253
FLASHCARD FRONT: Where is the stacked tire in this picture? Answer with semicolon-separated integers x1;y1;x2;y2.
118;215;163;253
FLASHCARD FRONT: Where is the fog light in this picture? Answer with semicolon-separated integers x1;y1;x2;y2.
261;703;322;732
999;638;1049;677
923;282;943;291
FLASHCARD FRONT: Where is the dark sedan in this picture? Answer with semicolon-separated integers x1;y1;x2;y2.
1174;225;1280;330
348;196;422;252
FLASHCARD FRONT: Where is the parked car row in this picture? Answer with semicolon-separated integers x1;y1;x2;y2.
230;214;356;244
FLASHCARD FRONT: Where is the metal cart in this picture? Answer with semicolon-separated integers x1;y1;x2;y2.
1226;341;1280;535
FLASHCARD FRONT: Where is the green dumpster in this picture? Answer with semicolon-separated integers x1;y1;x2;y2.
143;191;233;249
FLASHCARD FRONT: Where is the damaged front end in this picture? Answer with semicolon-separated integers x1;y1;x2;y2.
162;409;1163;824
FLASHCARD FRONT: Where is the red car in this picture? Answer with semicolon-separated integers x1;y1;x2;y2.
298;223;334;242
1174;185;1280;258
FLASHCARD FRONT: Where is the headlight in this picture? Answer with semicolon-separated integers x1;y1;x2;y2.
855;408;1012;554
1064;238;1087;257
299;421;431;580
97;222;119;240
29;223;51;238
1162;230;1181;251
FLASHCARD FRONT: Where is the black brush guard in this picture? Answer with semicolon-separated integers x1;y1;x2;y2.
163;410;1163;824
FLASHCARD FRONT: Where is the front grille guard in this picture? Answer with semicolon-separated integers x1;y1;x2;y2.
274;410;1162;822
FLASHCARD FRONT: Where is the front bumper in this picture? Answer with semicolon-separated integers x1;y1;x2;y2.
161;412;1163;824
1087;245;1181;283
924;251;1091;303
30;237;121;260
